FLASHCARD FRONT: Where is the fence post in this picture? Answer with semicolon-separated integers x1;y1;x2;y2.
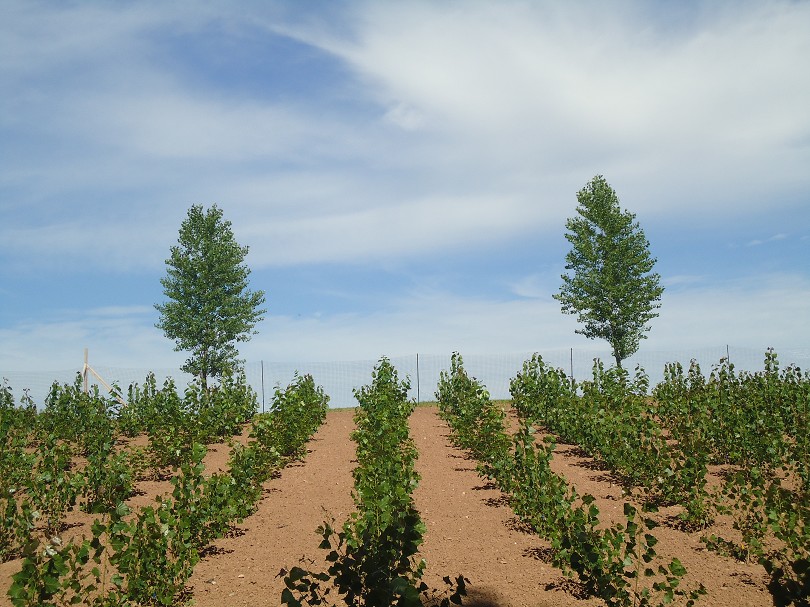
260;360;265;413
570;347;574;381
416;353;420;404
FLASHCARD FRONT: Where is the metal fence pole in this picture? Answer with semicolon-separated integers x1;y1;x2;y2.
416;353;420;404
570;347;574;380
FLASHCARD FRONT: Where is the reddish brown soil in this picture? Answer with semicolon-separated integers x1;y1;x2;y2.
1;406;775;606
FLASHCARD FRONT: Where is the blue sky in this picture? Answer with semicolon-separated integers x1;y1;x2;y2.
1;0;809;376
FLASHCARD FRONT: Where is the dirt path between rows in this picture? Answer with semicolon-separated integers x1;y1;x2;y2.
411;407;602;607
187;407;356;606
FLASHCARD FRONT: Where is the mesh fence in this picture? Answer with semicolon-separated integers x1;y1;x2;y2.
3;346;809;410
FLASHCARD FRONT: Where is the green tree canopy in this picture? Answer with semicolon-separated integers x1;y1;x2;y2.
155;204;266;389
553;175;664;368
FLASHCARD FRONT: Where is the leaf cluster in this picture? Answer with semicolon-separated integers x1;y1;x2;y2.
654;350;809;472
703;463;809;605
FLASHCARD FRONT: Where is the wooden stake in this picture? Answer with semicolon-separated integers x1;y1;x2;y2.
82;348;126;407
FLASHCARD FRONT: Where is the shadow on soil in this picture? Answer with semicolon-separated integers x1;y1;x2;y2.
563;446;632;487
590;471;626;486
483;495;510;508
504;516;534;534
566;449;612;472
448;451;475;460
544;577;591;600
431;586;502;607
224;526;246;538
471;482;499;491
523;546;554;561
199;545;234;558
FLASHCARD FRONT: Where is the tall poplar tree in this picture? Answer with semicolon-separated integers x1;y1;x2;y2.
554;175;663;368
155;204;266;389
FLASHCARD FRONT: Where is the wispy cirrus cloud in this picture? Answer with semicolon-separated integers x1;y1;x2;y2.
288;1;810;214
662;275;706;288
747;233;788;247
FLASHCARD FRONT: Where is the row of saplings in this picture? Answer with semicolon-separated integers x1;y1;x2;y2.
507;350;809;606
436;353;705;607
0;371;329;606
437;351;809;607
280;357;468;607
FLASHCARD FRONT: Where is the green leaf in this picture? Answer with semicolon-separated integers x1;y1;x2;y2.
668;558;687;577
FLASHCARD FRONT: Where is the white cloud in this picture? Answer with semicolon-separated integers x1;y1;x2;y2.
746;233;788;247
227;272;810;365
652;273;810;349
1;0;809;388
0;3;167;77
3;1;809;273
383;103;426;131
78;93;317;162
0;306;183;374
5;272;804;373
0;223;156;271
509;273;558;299
241;192;552;266
240;290;589;363
662;274;706;288
294;1;810;215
